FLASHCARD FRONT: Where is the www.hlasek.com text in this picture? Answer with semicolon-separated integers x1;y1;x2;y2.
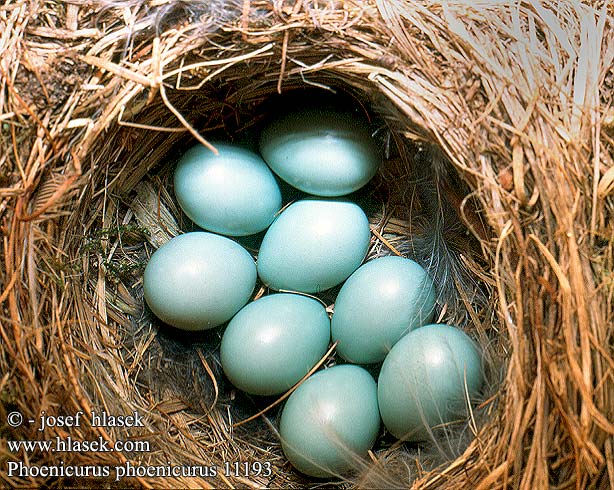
7;436;150;453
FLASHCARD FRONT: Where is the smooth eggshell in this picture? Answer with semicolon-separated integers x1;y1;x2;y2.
220;293;331;396
377;324;483;441
257;199;371;293
331;256;436;364
143;232;256;330
259;108;380;196
280;365;380;478
174;143;282;236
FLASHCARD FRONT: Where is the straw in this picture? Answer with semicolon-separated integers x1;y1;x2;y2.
1;1;613;488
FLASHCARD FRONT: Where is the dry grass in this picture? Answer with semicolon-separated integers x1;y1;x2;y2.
1;0;613;488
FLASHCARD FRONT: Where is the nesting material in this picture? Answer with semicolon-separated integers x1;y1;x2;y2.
132;181;179;247
1;1;613;489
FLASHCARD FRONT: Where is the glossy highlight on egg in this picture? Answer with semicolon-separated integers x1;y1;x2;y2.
279;364;381;478
259;105;380;197
332;256;436;364
143;232;256;331
257;198;371;293
220;293;331;396
377;324;483;441
174;142;282;236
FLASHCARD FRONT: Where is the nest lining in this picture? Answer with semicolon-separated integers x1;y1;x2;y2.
1;1;614;489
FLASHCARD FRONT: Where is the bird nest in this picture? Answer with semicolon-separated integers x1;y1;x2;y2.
1;1;613;489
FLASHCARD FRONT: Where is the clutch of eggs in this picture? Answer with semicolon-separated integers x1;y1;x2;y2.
140;96;486;477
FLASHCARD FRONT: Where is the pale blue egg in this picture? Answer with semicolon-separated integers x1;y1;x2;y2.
280;365;380;477
143;232;256;330
377;324;483;441
220;293;330;396
257;199;371;293
174;142;282;236
259;107;380;196
331;256;436;364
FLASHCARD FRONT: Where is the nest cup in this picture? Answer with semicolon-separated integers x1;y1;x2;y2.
2;1;614;489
